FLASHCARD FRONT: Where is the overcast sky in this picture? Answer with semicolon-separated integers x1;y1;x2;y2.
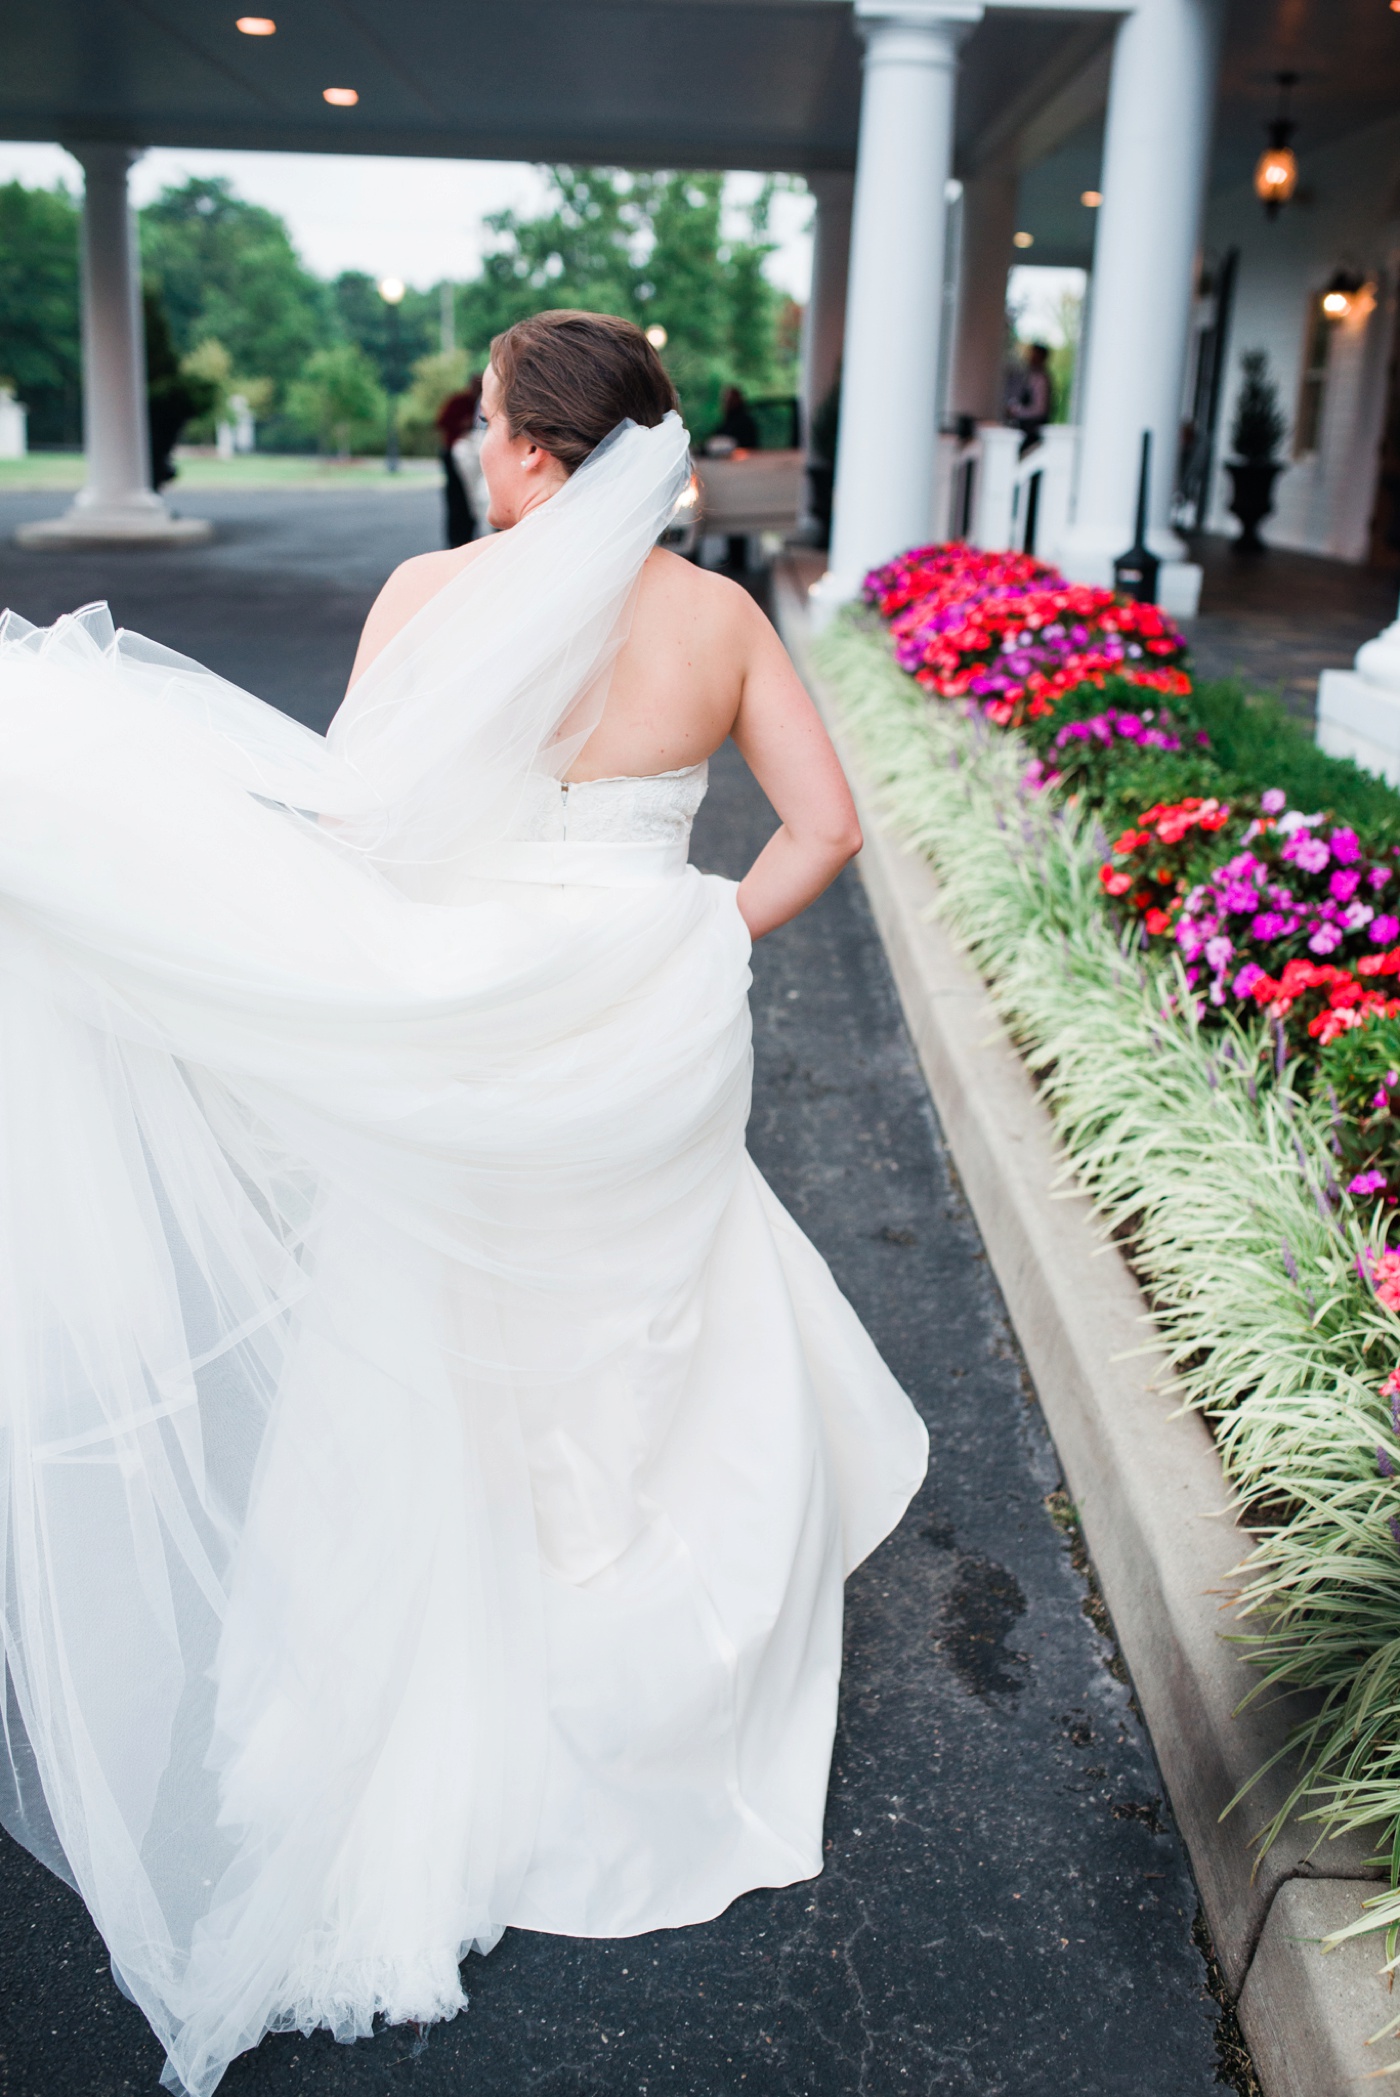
0;142;816;300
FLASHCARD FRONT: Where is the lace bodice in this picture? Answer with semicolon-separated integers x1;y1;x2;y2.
510;761;709;849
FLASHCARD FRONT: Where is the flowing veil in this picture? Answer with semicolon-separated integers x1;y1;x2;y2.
0;416;718;2091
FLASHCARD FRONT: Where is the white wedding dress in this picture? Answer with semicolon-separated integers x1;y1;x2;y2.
0;416;927;2094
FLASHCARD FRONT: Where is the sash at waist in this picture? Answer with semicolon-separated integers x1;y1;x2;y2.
458;839;690;887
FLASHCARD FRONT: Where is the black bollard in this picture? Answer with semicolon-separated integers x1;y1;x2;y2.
1113;430;1161;603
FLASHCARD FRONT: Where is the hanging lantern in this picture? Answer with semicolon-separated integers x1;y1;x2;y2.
1254;71;1299;219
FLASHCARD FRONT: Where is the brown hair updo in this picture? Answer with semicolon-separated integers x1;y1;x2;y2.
489;310;679;474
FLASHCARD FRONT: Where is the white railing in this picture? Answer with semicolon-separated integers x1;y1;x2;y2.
933;423;1078;566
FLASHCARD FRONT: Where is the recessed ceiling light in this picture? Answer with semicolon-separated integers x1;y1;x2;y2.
1081;189;1102;207
1012;230;1035;248
323;87;359;106
236;14;275;31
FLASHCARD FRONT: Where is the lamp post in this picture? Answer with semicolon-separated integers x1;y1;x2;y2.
378;274;405;474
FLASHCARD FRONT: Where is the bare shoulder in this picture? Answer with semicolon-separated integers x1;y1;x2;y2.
636;547;770;645
385;539;488;608
350;539;490;685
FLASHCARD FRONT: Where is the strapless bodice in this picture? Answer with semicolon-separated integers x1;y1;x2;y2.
509;761;709;850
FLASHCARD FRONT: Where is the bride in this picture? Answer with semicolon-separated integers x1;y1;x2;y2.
0;309;927;2094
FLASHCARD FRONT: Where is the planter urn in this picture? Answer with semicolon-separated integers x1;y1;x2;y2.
1225;459;1284;552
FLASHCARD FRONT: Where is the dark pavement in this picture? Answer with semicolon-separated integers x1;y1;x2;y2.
0;493;1225;2096
1187;530;1398;728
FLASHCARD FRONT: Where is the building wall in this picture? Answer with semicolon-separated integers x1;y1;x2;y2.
1202;109;1400;562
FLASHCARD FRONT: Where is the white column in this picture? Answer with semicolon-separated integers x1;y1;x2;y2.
1317;595;1400;786
18;144;210;549
949;167;1018;425
814;0;984;609
801;171;854;440
1058;0;1223;588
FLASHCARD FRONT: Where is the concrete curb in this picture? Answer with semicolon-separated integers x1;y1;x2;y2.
772;568;1390;2093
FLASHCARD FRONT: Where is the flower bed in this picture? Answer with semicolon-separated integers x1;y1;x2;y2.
813;542;1400;2002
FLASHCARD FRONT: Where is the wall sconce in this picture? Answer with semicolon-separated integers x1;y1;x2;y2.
1321;269;1366;320
1254;71;1299;219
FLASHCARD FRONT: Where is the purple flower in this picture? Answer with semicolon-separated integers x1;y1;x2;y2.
1204;935;1234;971
1371;915;1400;945
1330;868;1363;903
1371;867;1393;892
1234;961;1265;997
1350;1169;1389;1196
1286;834;1332;874
1331;828;1362;865
1309;922;1345;955
1261;787;1287;815
1372;1088;1391;1112
1250;911;1289;941
1380;1446;1397;1479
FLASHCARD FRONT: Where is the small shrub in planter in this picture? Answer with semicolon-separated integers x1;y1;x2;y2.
1226;349;1288;551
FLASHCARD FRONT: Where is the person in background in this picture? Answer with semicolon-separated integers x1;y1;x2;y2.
710;385;761;569
715;384;759;452
451;379;493;543
1005;341;1052;457
436;379;483;547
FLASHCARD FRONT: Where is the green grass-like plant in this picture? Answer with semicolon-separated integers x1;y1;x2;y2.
814;612;1400;2045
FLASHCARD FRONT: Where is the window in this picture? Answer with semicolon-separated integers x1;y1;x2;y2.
1295;294;1335;456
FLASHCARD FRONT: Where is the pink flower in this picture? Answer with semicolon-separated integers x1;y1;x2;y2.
1350;1169;1389;1198
1260;788;1287;814
1373;1250;1400;1311
1286;834;1331;874
1330;868;1362;903
1383;1367;1400;1401
1331;828;1362;865
1372;916;1400;945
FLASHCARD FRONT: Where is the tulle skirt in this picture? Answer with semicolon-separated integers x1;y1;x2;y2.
0;628;927;2093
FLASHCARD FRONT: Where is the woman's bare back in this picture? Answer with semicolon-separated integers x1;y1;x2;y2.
563;548;754;781
351;529;861;940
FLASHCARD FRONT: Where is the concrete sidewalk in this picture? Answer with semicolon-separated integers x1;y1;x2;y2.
0;499;1225;2095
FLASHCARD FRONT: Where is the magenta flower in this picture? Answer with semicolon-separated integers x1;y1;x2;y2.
1350;1169;1389;1196
1331;828;1362;865
1330;868;1362;903
1372;915;1400;945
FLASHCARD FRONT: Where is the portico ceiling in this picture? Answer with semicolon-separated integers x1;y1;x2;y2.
1;0;1395;224
1;0;1115;175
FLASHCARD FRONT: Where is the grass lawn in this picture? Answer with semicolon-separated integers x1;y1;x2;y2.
0;453;440;492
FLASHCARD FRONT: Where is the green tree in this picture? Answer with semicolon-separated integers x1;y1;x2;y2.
455;167;797;434
395;347;472;456
139;177;330;402
286;343;387;456
329;272;438;395
0;180;81;446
